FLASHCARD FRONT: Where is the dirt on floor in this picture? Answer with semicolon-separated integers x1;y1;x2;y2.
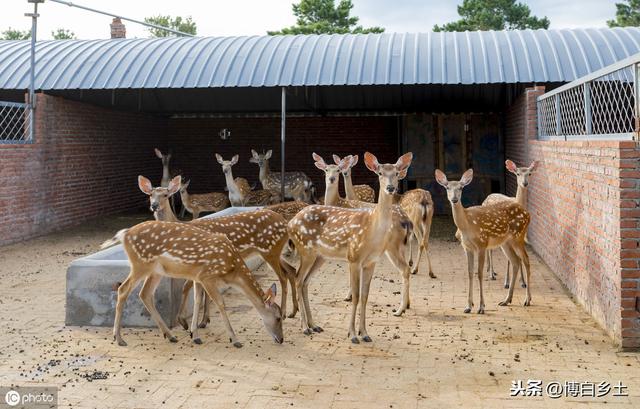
0;213;638;408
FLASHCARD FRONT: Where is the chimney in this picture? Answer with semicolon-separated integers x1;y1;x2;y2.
110;17;126;39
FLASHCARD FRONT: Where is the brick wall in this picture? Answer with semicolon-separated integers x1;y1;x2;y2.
167;116;399;196
505;86;640;349
0;94;166;246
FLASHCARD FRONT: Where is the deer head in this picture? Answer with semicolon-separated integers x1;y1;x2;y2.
332;154;358;178
260;283;284;344
249;149;272;167
138;175;181;213
435;169;473;204
154;148;171;167
506;159;538;188
178;179;191;196
216;153;239;176
313;153;350;186
364;152;412;195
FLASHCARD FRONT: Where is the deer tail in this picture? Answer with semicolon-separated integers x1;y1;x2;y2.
101;228;128;249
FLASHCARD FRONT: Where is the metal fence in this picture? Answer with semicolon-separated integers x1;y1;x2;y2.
537;55;639;141
0;101;32;144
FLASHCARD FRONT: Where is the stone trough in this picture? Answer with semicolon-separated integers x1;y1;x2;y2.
65;207;262;328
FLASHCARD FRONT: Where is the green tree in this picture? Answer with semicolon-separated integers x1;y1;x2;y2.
1;28;31;40
607;0;640;27
268;0;384;35
144;15;197;37
51;28;76;40
433;0;550;32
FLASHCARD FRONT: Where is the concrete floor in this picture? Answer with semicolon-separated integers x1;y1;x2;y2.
0;214;638;408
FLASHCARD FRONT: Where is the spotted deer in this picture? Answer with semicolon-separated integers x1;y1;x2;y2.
435;169;532;313
332;154;376;203
101;221;283;347
250;149;313;202
395;188;436;278
482;160;538;288
264;200;309;222
179;180;230;220
138;175;182;222
216;154;282;206
289;152;413;343
313;153;415;316
154;148;177;212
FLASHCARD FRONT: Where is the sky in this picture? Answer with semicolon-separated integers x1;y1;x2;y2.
0;0;624;40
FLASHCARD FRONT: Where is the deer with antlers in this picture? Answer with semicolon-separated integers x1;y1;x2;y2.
179;180;230;220
482;160;538;288
102;222;284;347
289;152;412;343
216;154;282;206
250;149;314;202
332;154;376;203
435;169;532;313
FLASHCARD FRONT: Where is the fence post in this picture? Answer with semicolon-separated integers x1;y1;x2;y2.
584;82;592;135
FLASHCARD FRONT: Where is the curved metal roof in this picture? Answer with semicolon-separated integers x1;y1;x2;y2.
1;28;640;90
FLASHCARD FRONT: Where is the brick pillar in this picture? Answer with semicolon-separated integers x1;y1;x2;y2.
110;18;126;39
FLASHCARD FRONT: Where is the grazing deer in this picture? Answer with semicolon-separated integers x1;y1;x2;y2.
250;149;313;202
179;180;230;220
314;153;414;316
138;175;182;222
101;222;283;347
435;169;532;313
216;154;282;206
332;154;376;203
483;160;538;288
395;189;436;278
289;152;412;343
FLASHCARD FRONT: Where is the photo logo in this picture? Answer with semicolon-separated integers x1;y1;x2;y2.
4;390;20;406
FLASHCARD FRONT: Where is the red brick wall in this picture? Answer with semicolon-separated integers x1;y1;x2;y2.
0;94;166;246
167;116;398;196
505;86;640;349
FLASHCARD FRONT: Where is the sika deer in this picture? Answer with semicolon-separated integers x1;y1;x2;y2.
179;180;230;219
483;160;538;288
288;152;412;343
138;175;181;222
395;189;435;278
435;169;532;313
102;222;283;347
332;154;375;203
216;153;281;206
250;149;313;202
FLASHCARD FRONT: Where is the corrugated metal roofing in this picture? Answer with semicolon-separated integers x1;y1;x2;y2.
1;28;639;90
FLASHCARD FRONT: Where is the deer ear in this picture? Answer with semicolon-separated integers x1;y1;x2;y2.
529;160;539;171
350;155;358;167
398;168;408;180
154;148;163;159
264;283;277;305
215;153;224;164
338;157;351;172
395;152;413;171
138;175;153;195
505;159;517;174
460;169;474;186
434;169;448;187
265;150;272;160
332;154;341;165
231;155;239;165
168;175;182;195
364;152;379;173
312;153;327;170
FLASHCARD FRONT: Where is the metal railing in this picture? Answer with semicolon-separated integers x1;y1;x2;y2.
0;101;32;144
537;53;640;141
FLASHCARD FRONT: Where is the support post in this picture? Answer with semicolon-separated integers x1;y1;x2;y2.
584;82;592;135
26;0;43;142
635;63;640;140
281;87;286;200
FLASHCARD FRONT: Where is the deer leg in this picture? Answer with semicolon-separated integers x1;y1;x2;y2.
263;253;289;320
424;216;436;278
499;243;521;306
487;250;497;280
513;243;532;306
477;250;486;314
198;289;211;328
279;257;299;318
177;280;194;330
138;274;177;343
384;247;411;316
520;260;527;288
357;262;376;342
201;278;242;348
464;250;474;313
348;262;362;344
113;274;143;347
504;259;511;289
190;283;204;344
295;252;317;335
302;257;325;333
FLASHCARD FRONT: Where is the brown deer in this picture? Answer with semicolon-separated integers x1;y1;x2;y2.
179;180;230;219
483;160;538;288
101;221;283;347
138;175;181;222
264;200;309;222
216;154;282;206
313;153;414;316
332;154;375;203
289;152;412;343
435;169;532;313
250;149;313;202
395;189;436;278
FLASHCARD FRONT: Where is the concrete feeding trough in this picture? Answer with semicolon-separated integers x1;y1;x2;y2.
65;207;262;328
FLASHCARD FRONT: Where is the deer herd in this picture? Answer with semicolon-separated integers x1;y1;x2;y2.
102;147;538;347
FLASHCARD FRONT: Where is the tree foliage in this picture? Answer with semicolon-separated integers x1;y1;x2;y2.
51;28;76;40
1;28;31;40
268;0;384;35
607;0;640;27
433;0;550;32
144;15;197;37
